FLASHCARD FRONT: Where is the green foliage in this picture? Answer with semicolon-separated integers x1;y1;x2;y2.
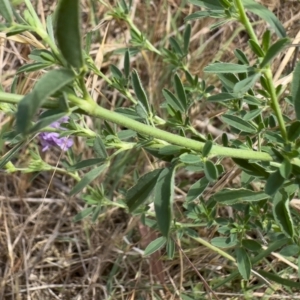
186;177;209;202
126;168;162;212
131;69;151;114
260;38;290;68
93;136;108;158
212;188;269;204
204;160;218;182
16;69;75;134
69;163;109;196
154;166;176;237
221;114;257;133
272;192;294;238
29;110;68;134
236;247;252;280
143;236;167;256
0;0;13;23
292;61;300;120
243;0;286;38
56;0;84;69
1;0;300;295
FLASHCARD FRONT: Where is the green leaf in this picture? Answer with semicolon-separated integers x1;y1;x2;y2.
131;69;150;113
174;74;187;111
284;182;298;197
222;133;229;146
124;49;130;78
262;30;271;52
242;239;262;252
68;158;106;171
211;237;237;248
24;0;43;27
234;49;249;65
205;238;289;289
292;61;300;120
236;247;251;281
180;294;195;300
260;38;290;68
0;0;13;23
135;102;148;119
242;108;262;121
212;188;269;205
233;73;261;94
93;136;108;158
0;141;25;168
186;177;209;202
69;163;108;196
279;245;299;257
279;158;292;179
166;238;175;259
162;89;185;112
264;131;285;143
243;95;262;105
91;204;102;223
204;63;252;74
17;62;52;74
202;140;213;157
243;0;286;38
204;160;218;182
159;145;183;156
73;207;94;222
180;153;201;164
115;107;141;120
188;0;223;10
16;69;75;134
288;121;300;141
222;114;257;133
145;146;174;162
265;169;285;196
119;0;129;14
28;110;67;134
143;236;167;256
233;158;268;178
257;270;300;288
46;15;55;43
154;166;176;237
207;93;238;102
248;40;264;57
169;37;183;56
272;191;294;238
56;0;83;68
184;10;211;21
183;23;191;54
110;64;123;79
117;129;136;140
126;169;162;212
217;73;239;91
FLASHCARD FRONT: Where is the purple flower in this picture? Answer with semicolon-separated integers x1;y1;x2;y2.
39;116;73;152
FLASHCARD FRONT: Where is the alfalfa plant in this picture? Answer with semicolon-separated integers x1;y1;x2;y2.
1;0;300;293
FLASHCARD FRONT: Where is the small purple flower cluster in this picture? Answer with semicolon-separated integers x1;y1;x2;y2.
39;116;73;152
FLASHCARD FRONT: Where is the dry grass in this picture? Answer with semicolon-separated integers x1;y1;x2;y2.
1;0;300;299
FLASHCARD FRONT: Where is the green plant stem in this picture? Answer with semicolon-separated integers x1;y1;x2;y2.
234;0;288;142
67;94;272;161
189;236;236;262
0;91;272;160
264;69;287;141
234;0;259;45
0;92;59;109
